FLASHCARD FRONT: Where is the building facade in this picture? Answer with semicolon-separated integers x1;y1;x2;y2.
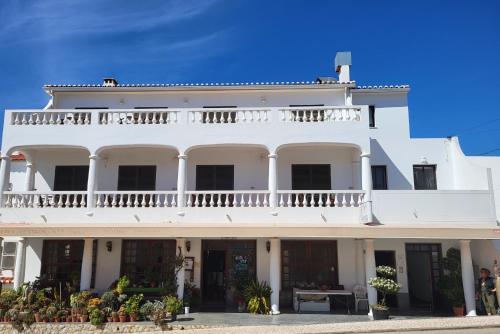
1;52;500;316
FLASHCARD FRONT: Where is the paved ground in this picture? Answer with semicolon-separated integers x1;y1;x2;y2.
167;314;500;334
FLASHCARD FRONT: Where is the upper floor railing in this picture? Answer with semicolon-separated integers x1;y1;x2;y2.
8;106;362;127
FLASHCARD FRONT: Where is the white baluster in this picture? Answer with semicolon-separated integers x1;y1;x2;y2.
209;194;215;207
287;193;292;207
224;194;230;207
156;194;162;207
341;193;347;207
217;194;222;207
318;193;324;206
186;194;193;207
201;194;207;207
140;194;146;207
294;193;300;207
103;194;109;207
232;193;238;207
255;193;261;207
279;194;284;207
263;193;268;207
171;194;176;207
334;194;339;207
71;194;77;208
27;194;33;208
326;193;332;207
124;194;130;207
148;194;154;207
80;194;86;207
349;193;355;207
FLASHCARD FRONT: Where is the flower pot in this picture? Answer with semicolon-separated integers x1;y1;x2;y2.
80;315;88;322
34;313;42;323
372;308;389;320
119;315;127;323
54;317;60;323
452;306;464;317
129;313;138;322
107;316;113;323
112;315;119;322
184;307;190;315
72;315;78;322
66;316;72;322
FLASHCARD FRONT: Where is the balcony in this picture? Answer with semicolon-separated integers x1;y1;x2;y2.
2;106;370;156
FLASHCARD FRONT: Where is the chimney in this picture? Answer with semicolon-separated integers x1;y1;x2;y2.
103;78;118;87
335;51;352;82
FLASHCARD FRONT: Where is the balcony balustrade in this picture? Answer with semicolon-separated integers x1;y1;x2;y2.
94;191;177;208
185;190;270;207
277;190;365;207
4;191;87;208
8;106;362;127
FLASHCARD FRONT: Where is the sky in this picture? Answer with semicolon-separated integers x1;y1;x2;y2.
0;0;499;155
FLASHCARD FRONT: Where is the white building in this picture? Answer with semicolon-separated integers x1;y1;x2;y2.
1;52;499;316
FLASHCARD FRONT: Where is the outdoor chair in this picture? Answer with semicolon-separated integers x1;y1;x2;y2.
353;284;369;312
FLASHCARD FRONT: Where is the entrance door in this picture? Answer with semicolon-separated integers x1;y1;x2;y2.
201;240;256;309
202;250;226;304
375;250;398;308
405;243;443;311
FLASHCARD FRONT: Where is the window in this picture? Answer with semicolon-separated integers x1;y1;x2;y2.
369;105;376;128
413;165;437;190
54;166;89;190
121;240;176;287
202;106;237;123
118;166;156;190
372;165;388;190
196;165;234;190
41;240;84;288
291;164;331;190
281;240;339;292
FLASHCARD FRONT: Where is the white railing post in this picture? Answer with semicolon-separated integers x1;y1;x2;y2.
268;153;278;208
13;238;25;290
460;240;477;316
177;154;187;209
0;155;11;207
269;238;281;314
364;239;377;319
176;238;186;299
86;154;99;210
361;152;373;223
80;238;94;291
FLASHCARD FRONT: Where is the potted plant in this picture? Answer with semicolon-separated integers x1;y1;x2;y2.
89;308;104;326
164;296;183;321
438;248;465;316
140;300;166;325
46;305;57;322
368;266;402;320
57;309;68;322
118;305;128;322
116;276;130;295
102;307;113;322
80;308;89;322
111;311;119;323
243;280;272;314
124;294;143;322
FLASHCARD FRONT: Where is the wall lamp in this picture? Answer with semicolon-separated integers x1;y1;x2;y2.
266;241;271;253
106;241;113;252
186;240;191;253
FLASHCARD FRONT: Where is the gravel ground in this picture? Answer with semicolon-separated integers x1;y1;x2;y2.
166;316;500;334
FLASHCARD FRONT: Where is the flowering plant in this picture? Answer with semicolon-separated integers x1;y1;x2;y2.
368;266;401;310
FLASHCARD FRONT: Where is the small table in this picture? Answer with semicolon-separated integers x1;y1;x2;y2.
295;289;353;314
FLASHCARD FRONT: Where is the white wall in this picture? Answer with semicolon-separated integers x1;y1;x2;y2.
53;89;346;110
9;160;26;191
23;238;43;283
94;238;122;292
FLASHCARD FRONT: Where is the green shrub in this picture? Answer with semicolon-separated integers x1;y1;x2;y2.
243;281;272;314
164;296;183;315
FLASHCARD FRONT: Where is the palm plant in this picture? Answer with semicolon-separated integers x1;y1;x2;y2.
243;281;272;314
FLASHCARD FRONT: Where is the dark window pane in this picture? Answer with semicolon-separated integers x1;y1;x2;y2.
118;166;156;190
196;165;234;190
54;166;89;191
41;240;84;289
372;165;388;190
369;105;376;128
291;164;331;190
413;165;437;190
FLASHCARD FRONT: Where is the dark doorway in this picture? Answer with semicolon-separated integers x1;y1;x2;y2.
118;166;156;190
375;250;398;308
54;166;88;190
201;240;256;310
41;240;84;289
291;164;331;190
405;243;443;312
196;165;234;190
202;250;226;304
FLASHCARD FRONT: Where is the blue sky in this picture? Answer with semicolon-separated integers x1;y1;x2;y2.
0;0;499;155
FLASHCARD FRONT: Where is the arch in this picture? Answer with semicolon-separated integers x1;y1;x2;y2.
95;144;179;156
185;143;270;155
6;144;91;157
275;142;362;154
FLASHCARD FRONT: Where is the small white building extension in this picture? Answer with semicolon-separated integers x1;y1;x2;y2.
1;52;499;316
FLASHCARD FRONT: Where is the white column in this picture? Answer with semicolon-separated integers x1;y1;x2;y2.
177;154;187;208
80;238;94;291
13;238;25;290
176;238;186;299
269;238;281;314
268;153;278;208
86;154;98;209
24;161;35;191
364;239;377;318
460;240;477;316
0;155;11;206
361;153;373;223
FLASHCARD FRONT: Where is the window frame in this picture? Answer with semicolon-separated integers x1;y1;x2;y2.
369;105;376;128
413;164;437;190
372;165;388;190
